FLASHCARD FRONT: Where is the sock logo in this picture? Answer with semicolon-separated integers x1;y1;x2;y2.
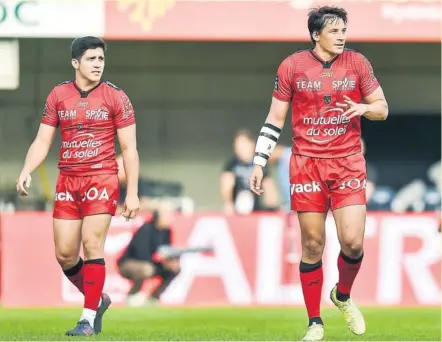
307;279;320;286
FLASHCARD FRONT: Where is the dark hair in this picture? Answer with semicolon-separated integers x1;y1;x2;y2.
71;36;107;60
308;6;348;45
234;129;255;142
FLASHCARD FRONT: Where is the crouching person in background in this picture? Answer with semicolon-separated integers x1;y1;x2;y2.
117;199;180;307
116;155;180;306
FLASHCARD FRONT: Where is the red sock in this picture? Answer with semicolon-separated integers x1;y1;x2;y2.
83;259;106;311
63;258;84;294
299;260;323;319
337;251;363;296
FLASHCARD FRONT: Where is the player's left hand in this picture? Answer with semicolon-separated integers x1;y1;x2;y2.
337;95;369;119
122;194;139;220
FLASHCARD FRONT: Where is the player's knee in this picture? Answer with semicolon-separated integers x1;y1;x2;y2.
127;267;147;281
82;236;105;259
302;238;325;260
55;249;78;268
340;238;364;258
141;264;155;278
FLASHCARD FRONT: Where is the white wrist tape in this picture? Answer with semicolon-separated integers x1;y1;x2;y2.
253;123;282;167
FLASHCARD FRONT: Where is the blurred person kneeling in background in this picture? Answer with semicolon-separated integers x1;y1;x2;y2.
116;156;180;307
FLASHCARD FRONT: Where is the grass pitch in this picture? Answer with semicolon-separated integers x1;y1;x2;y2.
0;306;439;341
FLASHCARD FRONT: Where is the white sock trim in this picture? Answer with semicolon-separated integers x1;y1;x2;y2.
80;308;97;327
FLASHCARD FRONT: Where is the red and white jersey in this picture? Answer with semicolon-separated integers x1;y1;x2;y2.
41;80;135;175
273;49;380;158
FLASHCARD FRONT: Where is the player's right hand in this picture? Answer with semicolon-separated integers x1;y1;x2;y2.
122;194;140;220
249;165;265;196
16;173;32;196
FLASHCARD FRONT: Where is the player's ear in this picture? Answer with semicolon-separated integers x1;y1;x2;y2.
71;58;79;70
313;31;320;42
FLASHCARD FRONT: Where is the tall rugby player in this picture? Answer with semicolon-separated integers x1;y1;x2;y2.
249;7;388;341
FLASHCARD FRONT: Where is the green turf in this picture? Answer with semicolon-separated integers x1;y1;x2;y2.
0;307;439;341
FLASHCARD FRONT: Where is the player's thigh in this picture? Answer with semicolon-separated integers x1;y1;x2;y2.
297;212;327;260
53;174;82;220
329;153;367;211
80;174;120;218
332;204;366;255
329;153;367;251
119;259;155;280
81;213;112;254
290;154;329;213
53;218;82;264
80;174;119;256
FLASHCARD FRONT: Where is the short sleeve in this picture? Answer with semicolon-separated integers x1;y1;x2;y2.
357;53;380;98
272;56;294;102
113;90;136;129
223;157;236;172
41;88;59;127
